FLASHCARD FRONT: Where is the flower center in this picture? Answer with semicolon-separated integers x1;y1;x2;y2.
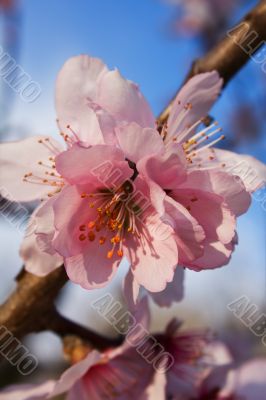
78;180;141;259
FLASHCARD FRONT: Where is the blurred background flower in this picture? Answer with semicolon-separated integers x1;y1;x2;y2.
165;0;247;45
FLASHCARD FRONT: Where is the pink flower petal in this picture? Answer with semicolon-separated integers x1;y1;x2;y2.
167;71;223;141
127;211;178;292
56;55;108;139
232;359;266;400
51;351;101;397
55;144;131;186
34;198;59;256
97;69;155;128
64;249;121;290
172;189;235;246
123;270;141;311
200;365;232;398
117;177;179;292
0;351;101;400
163;195;205;262
82;347;154;400
52;185;121;289
150;266;185;307
52;185;98;257
213;148;266;193
177;169;251;218
174;169;248;244
20;203;62;277
220;359;266;400
144;372;167;400
116;122;164;163
0;381;56;400
137;145;187;190
56;55;155;147
187;240;234;270
62;103;117;147
0;136;63;202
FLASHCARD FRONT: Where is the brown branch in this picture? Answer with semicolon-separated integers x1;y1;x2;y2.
49;311;123;351
0;267;121;352
158;0;266;125
0;0;266;352
0;268;68;339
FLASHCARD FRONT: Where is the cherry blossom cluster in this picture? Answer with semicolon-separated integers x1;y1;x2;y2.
0;54;265;399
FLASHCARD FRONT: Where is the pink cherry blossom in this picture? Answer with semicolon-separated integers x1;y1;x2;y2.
55;55;155;146
0;300;210;400
139;70;265;274
219;359;266;400
0;299;154;400
122;71;265;305
0;55;265;297
151;319;211;399
144;338;266;400
50;143;178;291
198;358;266;400
51;59;265;296
166;0;242;37
0;56;178;292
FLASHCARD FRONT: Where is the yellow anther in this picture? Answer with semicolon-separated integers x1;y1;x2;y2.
88;231;95;242
111;236;120;244
117;250;123;257
107;251;114;259
99;237;106;245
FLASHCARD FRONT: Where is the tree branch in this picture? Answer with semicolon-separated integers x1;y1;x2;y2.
0;0;266;352
158;0;266;125
0;267;120;353
49;311;123;351
0;268;68;339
